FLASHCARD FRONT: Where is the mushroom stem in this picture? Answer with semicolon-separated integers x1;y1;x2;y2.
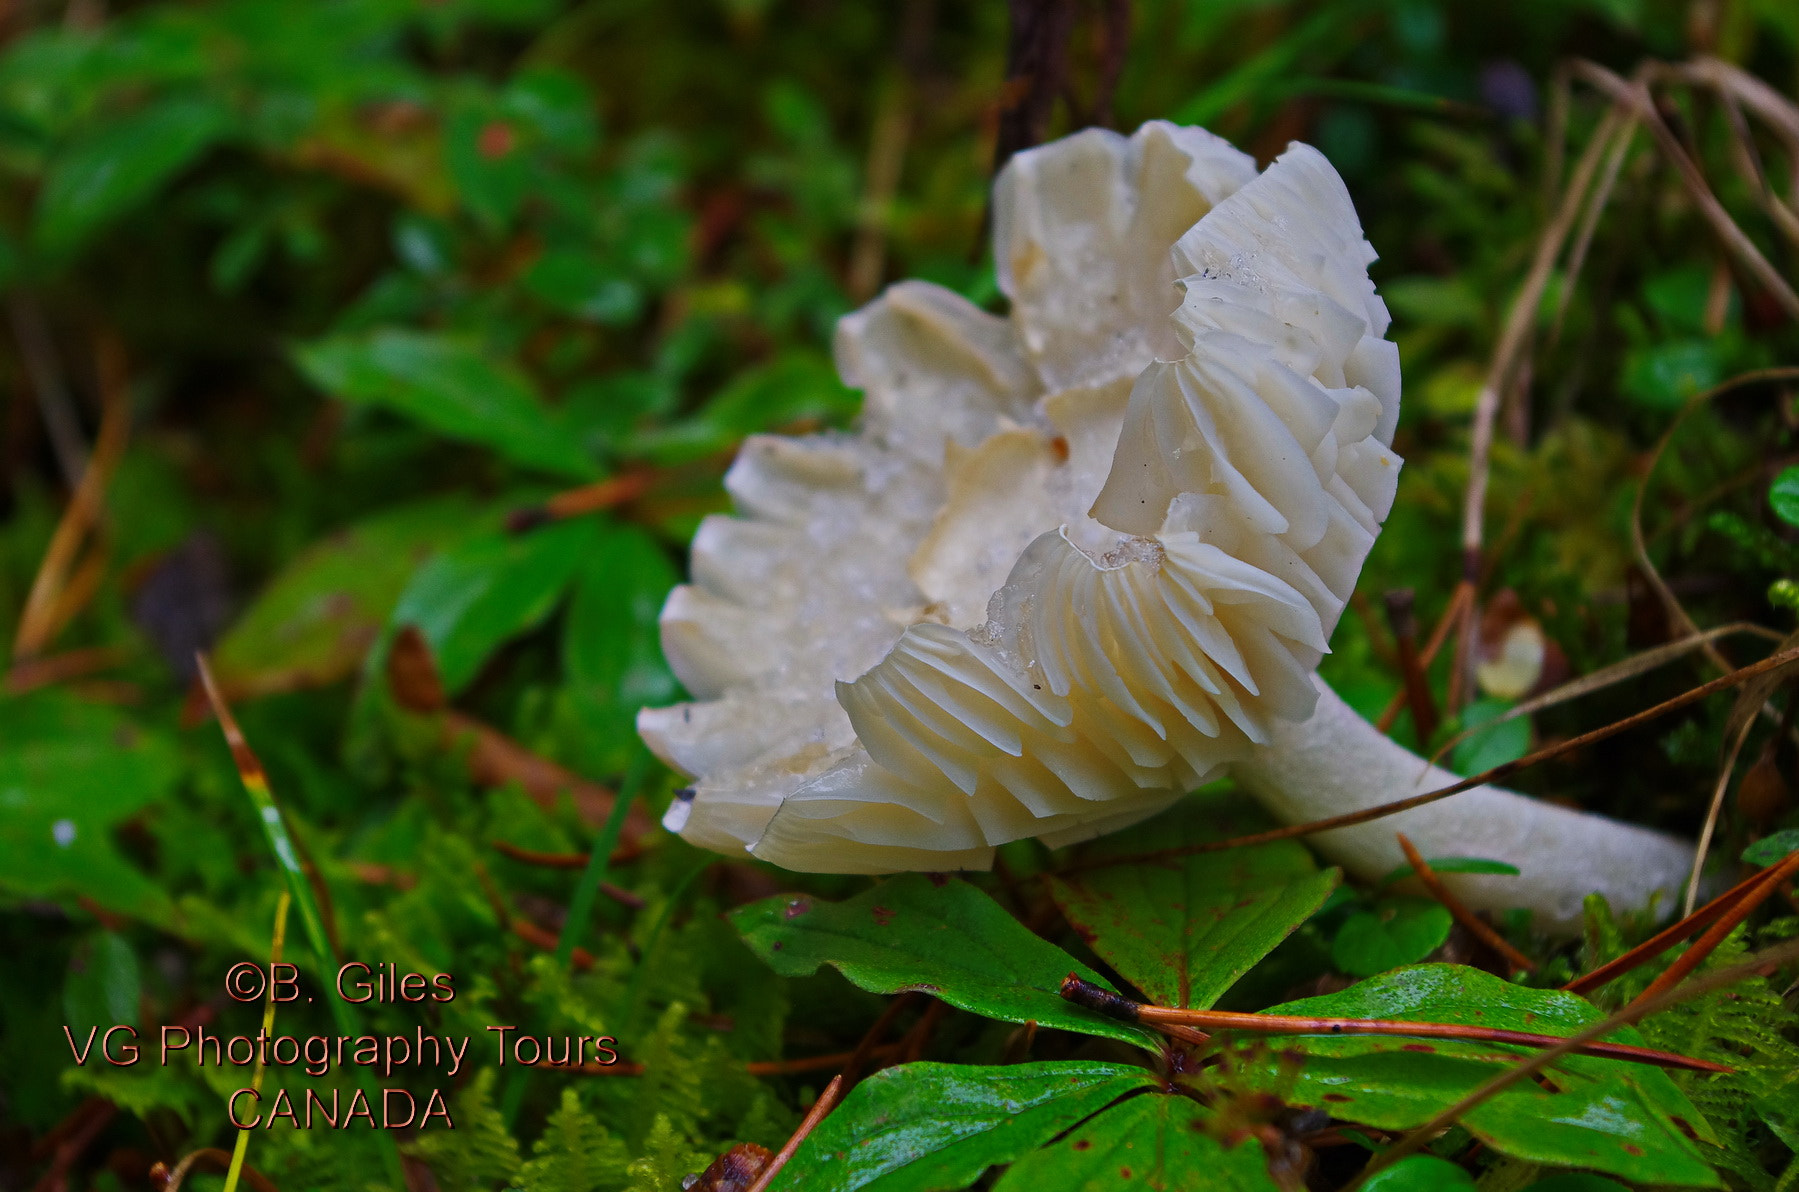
1229;678;1695;935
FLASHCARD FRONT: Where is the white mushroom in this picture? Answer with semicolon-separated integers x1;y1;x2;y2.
637;121;1693;934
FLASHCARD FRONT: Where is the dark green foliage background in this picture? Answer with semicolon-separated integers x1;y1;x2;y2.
2;1;1799;1190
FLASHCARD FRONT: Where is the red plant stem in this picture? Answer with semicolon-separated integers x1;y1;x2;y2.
1564;863;1774;995
743;1074;846;1192
1397;834;1536;973
1059;976;1728;1074
1626;849;1799;1011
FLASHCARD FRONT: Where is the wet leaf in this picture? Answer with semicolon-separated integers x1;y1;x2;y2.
731;875;1152;1046
560;525;679;769
782;1061;1155;1192
295;329;598;480
990;1093;1278;1191
1048;796;1338;1009
1237;965;1721;1186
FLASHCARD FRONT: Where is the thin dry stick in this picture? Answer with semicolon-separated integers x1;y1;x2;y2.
1630;848;1799;1011
504;469;654;533
1396;834;1535;973
742;1074;846;1192
1375;581;1472;734
1351;935;1799;1188
13;338;130;661
1549;115;1638;345
1565;861;1773;995
1627;366;1799;720
1077;643;1799;871
1575;59;1799;323
161;1149;281;1192
1686;712;1758;914
1456;103;1630;712
1427;622;1782;768
1057;976;1723;1073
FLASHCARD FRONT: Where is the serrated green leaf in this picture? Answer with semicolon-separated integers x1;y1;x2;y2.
781;1061;1156;1192
212;496;475;692
34;94;231;257
1048;797;1338;1009
1331;898;1452;977
731;875;1152;1046
990;1093;1278;1191
295;329;598;479
392;517;600;694
1239;965;1721;1187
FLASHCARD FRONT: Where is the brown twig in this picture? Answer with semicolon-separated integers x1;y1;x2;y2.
1685;713;1758;914
4;645;126;694
742;1074;846;1192
387;626;657;842
13;335;131;661
158;1148;281;1192
511;916;596;971
489;841;646;908
1627;849;1799;1011
1575;60;1799;324
505;469;655;533
1383;591;1438;744
1376;581;1472;734
1457;102;1630;709
1564;863;1769;995
1078;643;1799;871
1352;935;1799;1187
1058;975;1724;1073
1397;834;1536;973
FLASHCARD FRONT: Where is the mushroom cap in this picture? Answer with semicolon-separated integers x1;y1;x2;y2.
640;123;1402;872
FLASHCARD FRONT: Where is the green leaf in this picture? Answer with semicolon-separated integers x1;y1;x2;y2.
295;329;598;480
211;496;475;692
990;1093;1278;1191
781;1061;1156;1192
1519;1177;1631;1192
1379;857;1522;885
526;248;643;325
1048;796;1338;1009
1744;830;1799;867
1361;1155;1474;1191
34;94;232;257
1621;340;1722;410
1451;699;1531;777
391;517;600;694
1770;466;1799;528
0;691;179;918
1330;898;1452;977
62;931;141;1036
560;526;678;770
730;874;1153;1046
1242;965;1721;1187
